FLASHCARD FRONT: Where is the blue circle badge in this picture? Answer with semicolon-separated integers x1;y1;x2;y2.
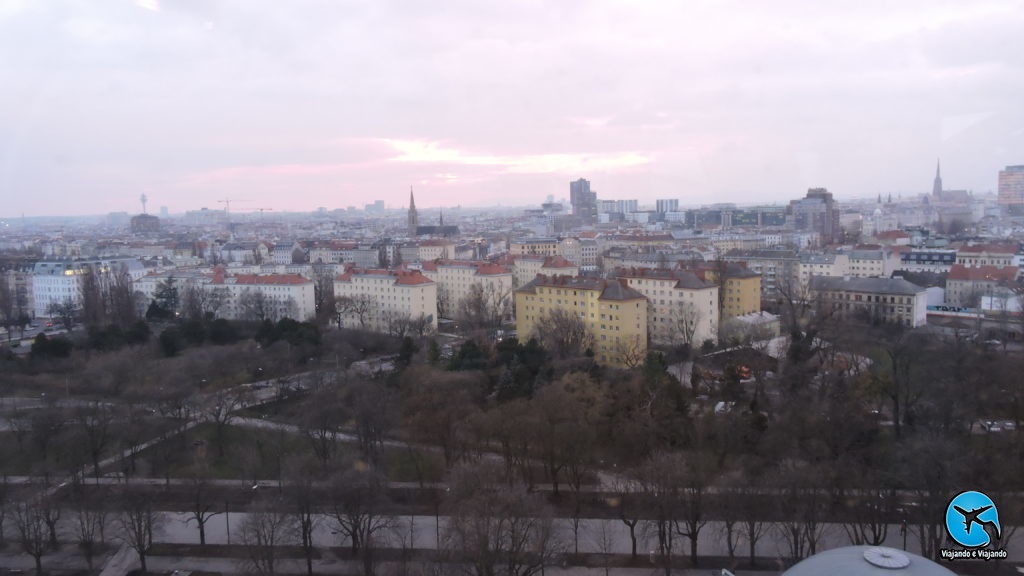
945;491;1001;548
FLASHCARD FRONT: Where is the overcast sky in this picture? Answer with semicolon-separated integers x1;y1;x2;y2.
1;0;1023;217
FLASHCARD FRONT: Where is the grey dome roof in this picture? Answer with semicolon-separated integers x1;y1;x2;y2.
782;546;957;576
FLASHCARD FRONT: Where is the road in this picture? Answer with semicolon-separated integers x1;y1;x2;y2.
3;509;1021;562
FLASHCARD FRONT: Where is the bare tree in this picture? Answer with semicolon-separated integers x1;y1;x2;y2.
71;492;107;570
635;453;685;576
201;387;249;457
185;454;221;547
336;294;376;328
609;477;643;561
459;282;512;334
117;492;162;573
77;401;115;481
534;308;593;358
673;301;702;346
239;497;294;576
443;462;562;576
402;368;482;467
182;284;211;321
299;390;345;471
238;289;271;322
285;456;321;576
591;520;616;576
14;498;49;575
41;499;61;550
328;466;395;576
672;453;715;566
612;336;647;368
733;477;770;567
313;267;337;326
344;380;396;464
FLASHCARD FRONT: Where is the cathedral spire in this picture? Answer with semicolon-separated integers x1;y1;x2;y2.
407;186;418;236
932;159;943;198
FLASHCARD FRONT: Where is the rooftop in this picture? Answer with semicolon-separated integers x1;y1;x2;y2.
809;276;926;295
516;274;645;301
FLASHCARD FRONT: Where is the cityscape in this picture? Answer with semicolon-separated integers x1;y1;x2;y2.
2;2;1024;576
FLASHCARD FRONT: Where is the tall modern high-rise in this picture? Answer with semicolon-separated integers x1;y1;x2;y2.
788;188;841;245
932;160;943;199
998;165;1024;215
407;187;418;236
570;178;597;221
656;199;679;213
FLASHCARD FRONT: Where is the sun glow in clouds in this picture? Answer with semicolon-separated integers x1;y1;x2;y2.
384;139;651;175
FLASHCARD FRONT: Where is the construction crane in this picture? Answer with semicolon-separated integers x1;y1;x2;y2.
217;198;249;213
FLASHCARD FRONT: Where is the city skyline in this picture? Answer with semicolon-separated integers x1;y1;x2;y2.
2;1;1023;217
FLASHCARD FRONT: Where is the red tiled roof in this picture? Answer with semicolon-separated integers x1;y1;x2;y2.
335;268;434;286
957;243;1017;254
395;271;434;285
947;264;1019;282
541;255;576;268
229;274;311;285
419;239;455;247
475;263;511;275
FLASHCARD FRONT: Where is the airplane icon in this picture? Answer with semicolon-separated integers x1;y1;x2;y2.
953;505;1001;542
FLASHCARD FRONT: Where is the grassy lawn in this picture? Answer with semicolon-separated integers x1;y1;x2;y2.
133;423;445;483
0;417;179;477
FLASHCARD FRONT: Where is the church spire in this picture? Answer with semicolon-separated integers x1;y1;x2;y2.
932;159;943;198
407;186;418;236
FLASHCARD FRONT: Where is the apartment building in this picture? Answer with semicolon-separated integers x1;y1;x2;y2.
510;237;560;257
33;258;145;318
417;240;455;261
215;274;316;322
955;244;1017;268
309;242;356;264
809;276;928;328
420;260;513;319
557;237;599;268
723;249;799;301
496;255;579;289
515;275;647;366
798;253;850;288
945;264;1019;307
135;269;316;322
687;262;763;319
334;268;438;333
2;268;34;321
614;268;719;346
898;250;957;273
843;249;900;278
